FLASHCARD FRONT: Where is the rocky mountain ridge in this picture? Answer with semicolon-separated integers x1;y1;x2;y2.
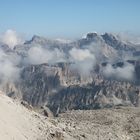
0;32;140;115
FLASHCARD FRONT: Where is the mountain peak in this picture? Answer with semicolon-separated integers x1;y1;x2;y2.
82;32;98;39
102;33;118;41
101;32;119;47
32;35;41;40
24;35;47;45
31;35;46;42
86;32;98;39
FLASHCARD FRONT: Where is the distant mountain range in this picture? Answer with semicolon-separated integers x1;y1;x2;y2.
0;32;140;115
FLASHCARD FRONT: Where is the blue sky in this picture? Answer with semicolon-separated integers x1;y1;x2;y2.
0;0;140;38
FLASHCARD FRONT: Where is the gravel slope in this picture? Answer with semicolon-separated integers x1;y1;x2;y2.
0;91;140;140
56;107;140;140
0;92;71;140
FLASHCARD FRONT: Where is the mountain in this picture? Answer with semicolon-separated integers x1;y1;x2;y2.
0;32;140;116
14;32;139;61
101;33;136;51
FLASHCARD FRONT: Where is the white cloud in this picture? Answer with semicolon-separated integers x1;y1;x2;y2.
69;48;96;77
69;48;95;61
103;63;135;81
1;29;23;49
0;49;20;82
27;46;65;65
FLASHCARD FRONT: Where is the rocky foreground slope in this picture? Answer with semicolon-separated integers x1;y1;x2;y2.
0;92;72;140
0;91;140;140
57;107;140;140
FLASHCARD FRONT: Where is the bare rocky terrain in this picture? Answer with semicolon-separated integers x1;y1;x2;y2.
0;92;72;140
0;32;140;140
1;91;140;140
56;107;140;140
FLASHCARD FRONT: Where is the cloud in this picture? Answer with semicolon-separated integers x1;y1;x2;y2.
0;29;23;49
27;46;66;65
0;49;20;82
69;48;96;77
116;32;140;44
69;48;94;61
103;63;135;81
55;38;72;43
82;42;118;61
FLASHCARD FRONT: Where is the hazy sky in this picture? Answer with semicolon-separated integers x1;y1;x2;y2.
0;0;139;38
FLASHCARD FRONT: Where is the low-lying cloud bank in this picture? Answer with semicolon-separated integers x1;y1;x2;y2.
0;30;138;83
0;49;20;83
27;46;66;65
69;48;96;77
103;63;135;81
0;29;23;49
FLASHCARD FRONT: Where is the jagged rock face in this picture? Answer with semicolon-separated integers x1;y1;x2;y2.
12;62;140;115
20;64;62;106
135;61;140;78
101;33;136;51
133;51;140;57
79;32;104;45
18;63;93;106
49;81;140;115
1;32;140;115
